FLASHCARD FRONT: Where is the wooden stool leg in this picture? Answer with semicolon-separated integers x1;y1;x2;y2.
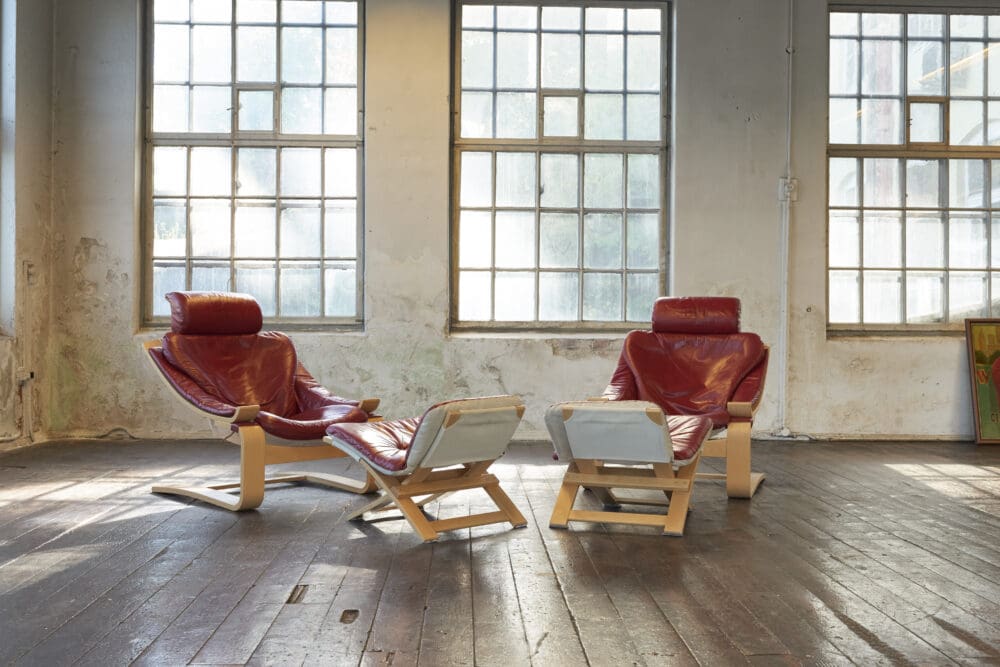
662;453;701;536
550;463;582;528
484;483;528;528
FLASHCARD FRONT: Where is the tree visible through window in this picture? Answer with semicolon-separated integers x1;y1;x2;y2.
453;2;669;327
145;0;363;322
828;10;1000;328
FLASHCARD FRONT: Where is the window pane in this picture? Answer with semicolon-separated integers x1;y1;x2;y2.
497;32;536;88
496;152;536;208
584;94;623;140
283;0;322;23
280;148;321;196
235;205;277;257
458;271;492;320
829;157;858;207
540;154;578;208
539;272;579;320
153;201;187;257
237;148;276;197
583;273;622;320
461;152;493;207
627;154;658;209
860;98;901;144
324;203;356;258
459;211;492;268
950;160;985;208
906;271;944;323
862;212;902;268
863;270;901;323
829;98;860;144
543;7;580;31
153;85;189;133
950;214;988;268
326;28;357;85
191;86;231;133
583;213;622;269
543;97;578;137
830;39;858;95
950;41;985;96
496;92;536;138
585;34;624;90
239;90;274;131
280;262;322;317
191;147;232;196
282;87;323;134
497;6;536;30
627;8;660;32
193;0;231;22
325;87;357;134
861;13;901;37
908;14;943;38
237;0;276;23
153;147;188;196
907;41;943;95
540;213;579;268
627;213;658;269
625;94;660;141
192;26;232;83
905;213;944;268
190;200;232;257
905;159;940;208
829;270;860;323
495;212;535;269
153;263;187;315
829;210;859;266
627;35;659;91
279;205;321;257
237;27;277;82
909;103;942;143
541;34;580;89
235;261;277;315
325;262;357;317
462;31;493;88
495;272;535;320
461;92;494;138
951;100;985;146
325;148;357;197
863;158;900;207
951;271;988;318
154;25;190;82
584;154;623;209
861;39;900;95
282;28;323;84
586;8;623;31
191;262;231;292
626;273;658;321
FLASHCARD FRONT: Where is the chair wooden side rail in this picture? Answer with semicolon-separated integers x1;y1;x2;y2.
143;291;380;511
545;401;712;536
325;395;528;542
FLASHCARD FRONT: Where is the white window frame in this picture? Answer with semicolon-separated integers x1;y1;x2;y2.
142;0;366;328
827;5;1000;333
451;0;671;332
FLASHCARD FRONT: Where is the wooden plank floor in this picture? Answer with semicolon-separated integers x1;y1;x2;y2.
0;438;998;666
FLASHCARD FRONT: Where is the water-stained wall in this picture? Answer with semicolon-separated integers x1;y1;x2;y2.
6;0;972;443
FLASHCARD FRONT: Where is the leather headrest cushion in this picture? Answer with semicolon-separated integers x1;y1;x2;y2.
651;296;741;334
166;291;263;335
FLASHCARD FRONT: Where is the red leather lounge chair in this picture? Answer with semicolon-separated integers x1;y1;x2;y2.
143;291;380;510
600;296;768;498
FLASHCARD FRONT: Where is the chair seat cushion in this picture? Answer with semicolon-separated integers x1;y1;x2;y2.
666;415;713;464
258;404;370;441
326;417;423;472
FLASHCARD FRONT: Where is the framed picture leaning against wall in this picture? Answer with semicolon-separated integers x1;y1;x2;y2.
965;318;1000;444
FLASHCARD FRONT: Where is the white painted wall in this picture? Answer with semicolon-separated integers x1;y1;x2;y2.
1;0;972;444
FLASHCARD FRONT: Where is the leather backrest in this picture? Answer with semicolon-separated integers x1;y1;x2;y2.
624;330;764;425
652;296;740;334
166;291;263;335
162;331;299;417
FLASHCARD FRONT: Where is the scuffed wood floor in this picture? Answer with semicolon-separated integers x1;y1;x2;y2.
0;438;998;666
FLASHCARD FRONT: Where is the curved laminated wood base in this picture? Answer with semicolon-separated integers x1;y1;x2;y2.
152;423;376;511
698;422;766;499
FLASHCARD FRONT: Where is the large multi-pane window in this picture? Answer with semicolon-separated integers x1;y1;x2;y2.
145;0;363;323
453;2;669;328
828;9;1000;328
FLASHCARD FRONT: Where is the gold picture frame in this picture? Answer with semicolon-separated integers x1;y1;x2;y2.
964;318;1000;444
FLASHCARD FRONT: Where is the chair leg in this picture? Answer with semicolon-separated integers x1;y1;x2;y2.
725;422;765;499
152;424;267;511
577;460;620;508
483;482;528;528
549;462;581;529
661;453;700;536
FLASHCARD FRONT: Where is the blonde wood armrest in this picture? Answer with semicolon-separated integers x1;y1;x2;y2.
586;396;611;401
358;397;381;413
726;401;756;419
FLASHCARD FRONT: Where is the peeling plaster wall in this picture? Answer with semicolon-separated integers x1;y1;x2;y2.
0;0;53;450
32;0;970;442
